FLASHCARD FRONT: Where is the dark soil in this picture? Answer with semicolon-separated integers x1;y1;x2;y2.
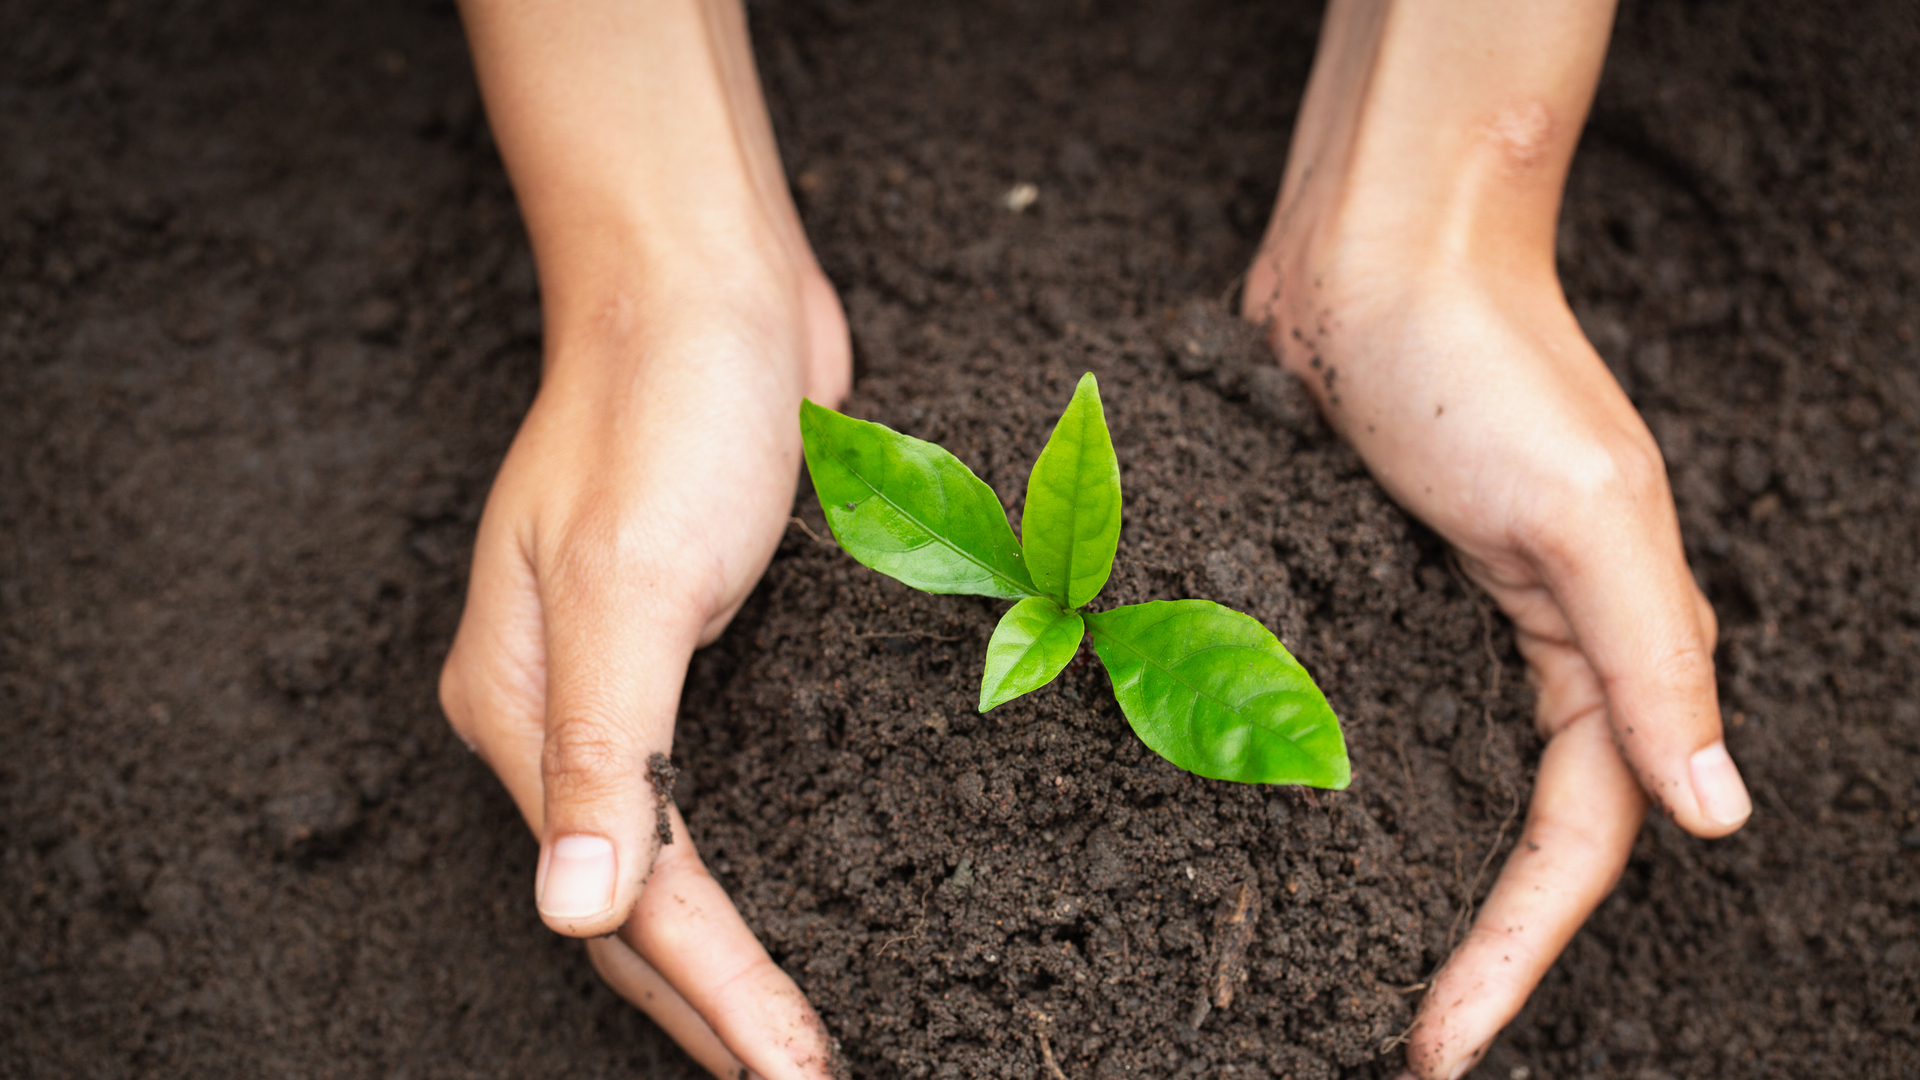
2;1;1915;1078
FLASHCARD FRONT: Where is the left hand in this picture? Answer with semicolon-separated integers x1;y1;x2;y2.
1246;202;1751;1080
1244;2;1751;1073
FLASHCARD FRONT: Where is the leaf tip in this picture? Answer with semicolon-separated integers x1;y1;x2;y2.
978;681;1019;713
1308;743;1352;790
1071;371;1104;410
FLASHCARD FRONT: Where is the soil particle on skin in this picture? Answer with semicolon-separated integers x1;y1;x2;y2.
2;1;1918;1079
648;752;678;848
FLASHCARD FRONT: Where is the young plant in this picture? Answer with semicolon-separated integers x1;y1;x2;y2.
799;373;1348;788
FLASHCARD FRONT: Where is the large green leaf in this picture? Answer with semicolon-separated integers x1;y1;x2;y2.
800;399;1035;598
1086;600;1348;787
1021;372;1122;610
978;596;1085;711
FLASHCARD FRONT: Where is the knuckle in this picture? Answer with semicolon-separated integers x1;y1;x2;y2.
541;714;638;802
1547;436;1666;511
632;852;726;950
709;955;789;1011
547;500;726;619
1694;590;1720;649
1611;432;1669;489
1534;684;1607;742
437;653;479;743
1650;639;1717;700
437;659;467;727
639;895;702;956
649;833;710;884
1525;436;1670;563
547;499;625;587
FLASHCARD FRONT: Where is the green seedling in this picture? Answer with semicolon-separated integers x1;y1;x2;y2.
799;373;1348;788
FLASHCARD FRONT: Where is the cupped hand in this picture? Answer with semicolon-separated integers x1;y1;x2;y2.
438;263;850;1079
1246;245;1751;1077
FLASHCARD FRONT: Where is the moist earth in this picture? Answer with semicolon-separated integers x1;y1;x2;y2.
2;1;1917;1078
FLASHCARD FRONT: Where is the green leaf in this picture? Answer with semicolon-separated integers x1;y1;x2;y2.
1085;600;1348;788
800;399;1035;598
979;597;1085;711
1021;372;1122;610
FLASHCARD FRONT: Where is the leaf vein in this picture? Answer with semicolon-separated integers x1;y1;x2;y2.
1090;621;1317;748
826;443;1035;597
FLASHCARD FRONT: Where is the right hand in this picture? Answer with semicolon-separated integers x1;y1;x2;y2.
449;0;854;1068
438;255;850;1078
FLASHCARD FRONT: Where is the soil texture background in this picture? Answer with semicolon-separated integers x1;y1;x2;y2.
2;1;1916;1078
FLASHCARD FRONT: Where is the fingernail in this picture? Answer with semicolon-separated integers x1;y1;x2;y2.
537;834;617;919
1690;741;1752;827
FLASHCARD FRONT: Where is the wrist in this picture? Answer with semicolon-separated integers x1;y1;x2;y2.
462;0;842;399
537;218;807;365
1248;0;1615;319
535;289;817;448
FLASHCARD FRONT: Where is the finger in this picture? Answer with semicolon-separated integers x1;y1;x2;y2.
1527;456;1751;836
587;936;753;1080
1400;709;1645;1079
440;498;552;830
624;802;839;1080
536;525;707;936
448;511;809;1078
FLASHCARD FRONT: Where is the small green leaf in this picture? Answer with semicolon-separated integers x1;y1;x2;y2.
979;596;1085;711
1086;600;1348;788
801;400;1036;599
1021;373;1122;610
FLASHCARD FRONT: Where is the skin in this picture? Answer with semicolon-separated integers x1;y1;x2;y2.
1244;2;1752;1076
441;1;846;1077
439;1;1753;1077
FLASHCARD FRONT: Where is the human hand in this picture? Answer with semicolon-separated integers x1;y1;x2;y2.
1247;241;1750;1077
437;257;850;1078
1246;199;1754;1080
447;0;857;1072
1243;2;1750;1074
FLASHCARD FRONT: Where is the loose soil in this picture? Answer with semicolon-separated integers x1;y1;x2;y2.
2;1;1916;1078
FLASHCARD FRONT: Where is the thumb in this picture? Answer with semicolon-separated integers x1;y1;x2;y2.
534;544;703;937
1530;463;1751;838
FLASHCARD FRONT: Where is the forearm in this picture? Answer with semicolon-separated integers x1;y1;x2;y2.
457;0;816;374
1277;0;1617;278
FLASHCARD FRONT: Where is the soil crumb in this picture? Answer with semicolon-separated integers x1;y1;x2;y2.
647;752;678;848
